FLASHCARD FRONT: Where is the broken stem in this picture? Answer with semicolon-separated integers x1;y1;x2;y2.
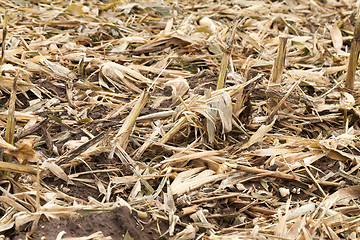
216;16;243;90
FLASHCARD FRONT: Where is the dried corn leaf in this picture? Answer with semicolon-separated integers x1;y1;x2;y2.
170;167;226;196
236;118;276;152
330;22;343;54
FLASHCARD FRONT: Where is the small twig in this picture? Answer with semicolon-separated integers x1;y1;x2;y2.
148;59;172;92
35;157;40;210
191;192;245;204
302;162;326;198
231;200;277;216
235;164;302;182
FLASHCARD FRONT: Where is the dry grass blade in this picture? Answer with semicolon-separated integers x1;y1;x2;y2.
235;118;276;153
302;163;326;197
132;123;161;160
100;62;152;93
113;91;150;150
206;91;232;144
216;47;230;90
16;118;48;140
330;21;344;55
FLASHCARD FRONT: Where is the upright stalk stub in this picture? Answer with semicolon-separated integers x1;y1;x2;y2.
345;19;360;89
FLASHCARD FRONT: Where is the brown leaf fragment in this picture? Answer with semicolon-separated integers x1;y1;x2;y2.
42;161;72;184
8;139;38;164
323;186;360;207
41;125;54;153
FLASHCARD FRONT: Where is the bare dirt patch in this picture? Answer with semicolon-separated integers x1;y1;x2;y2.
13;207;164;240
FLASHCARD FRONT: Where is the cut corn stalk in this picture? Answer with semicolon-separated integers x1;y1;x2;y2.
3;72;18;168
0;161;36;175
4;73;18;147
271;37;288;83
216;51;230;90
345;19;360;89
216;16;243;90
0;10;8;65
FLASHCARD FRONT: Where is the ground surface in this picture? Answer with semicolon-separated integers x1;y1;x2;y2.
1;0;360;239
13;207;163;240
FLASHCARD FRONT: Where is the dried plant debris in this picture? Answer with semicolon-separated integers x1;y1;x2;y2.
2;0;360;239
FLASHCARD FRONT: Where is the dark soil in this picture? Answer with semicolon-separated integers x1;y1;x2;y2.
13;207;162;240
43;178;101;201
